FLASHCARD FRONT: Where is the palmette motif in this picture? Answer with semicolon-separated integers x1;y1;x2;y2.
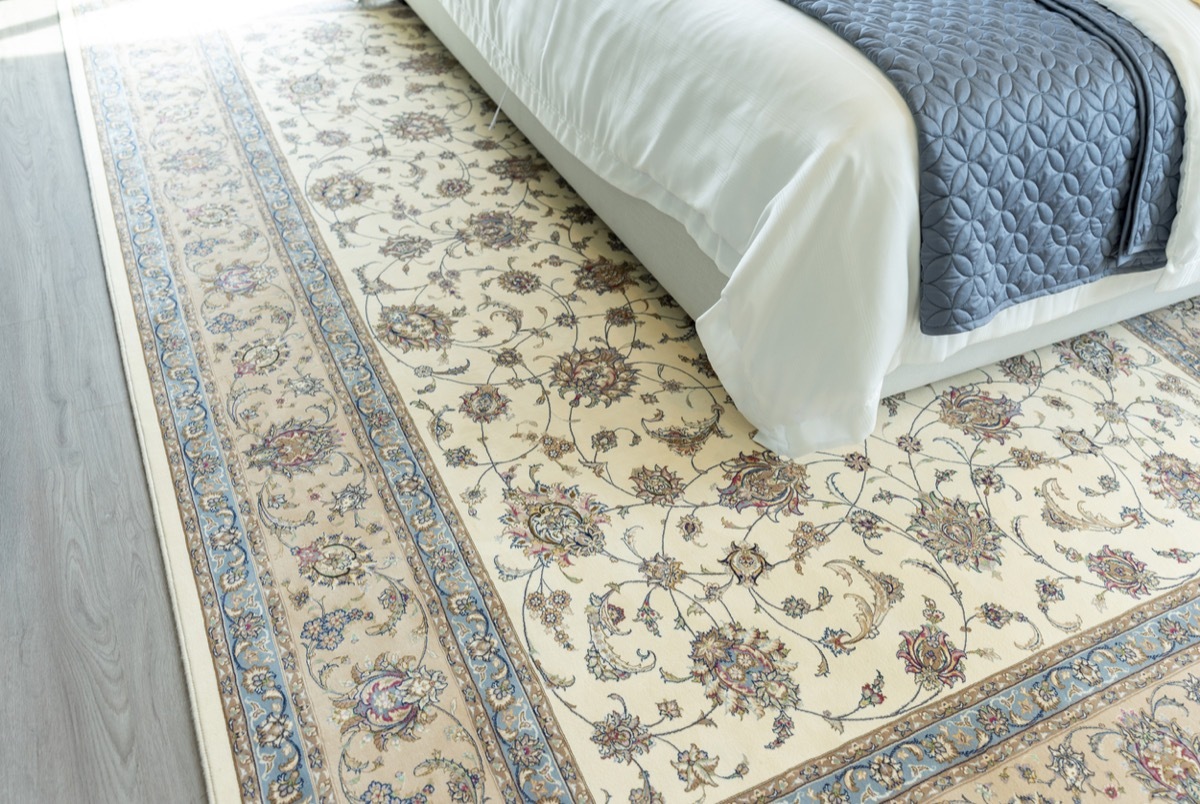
74;1;1200;801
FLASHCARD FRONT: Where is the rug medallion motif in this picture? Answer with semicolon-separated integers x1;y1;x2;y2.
65;1;1200;800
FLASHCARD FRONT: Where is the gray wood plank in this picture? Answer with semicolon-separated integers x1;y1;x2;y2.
0;1;208;800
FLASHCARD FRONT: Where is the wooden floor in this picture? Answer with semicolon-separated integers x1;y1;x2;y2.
0;0;207;800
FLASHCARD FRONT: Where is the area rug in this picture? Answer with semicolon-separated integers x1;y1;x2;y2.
61;0;1200;801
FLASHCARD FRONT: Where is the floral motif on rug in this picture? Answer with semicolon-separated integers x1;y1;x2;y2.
69;1;1200;801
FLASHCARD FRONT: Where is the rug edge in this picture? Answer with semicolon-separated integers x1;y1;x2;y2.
56;4;239;801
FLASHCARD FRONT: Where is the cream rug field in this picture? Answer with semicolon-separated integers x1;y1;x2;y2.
63;0;1200;800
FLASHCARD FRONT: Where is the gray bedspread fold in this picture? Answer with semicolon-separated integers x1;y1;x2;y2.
778;0;1186;334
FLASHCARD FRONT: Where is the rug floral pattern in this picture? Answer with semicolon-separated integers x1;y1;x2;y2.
73;1;1200;800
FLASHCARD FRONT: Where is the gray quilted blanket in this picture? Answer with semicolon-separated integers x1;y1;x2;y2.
779;0;1186;334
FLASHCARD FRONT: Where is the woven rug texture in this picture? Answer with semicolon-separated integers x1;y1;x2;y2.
62;0;1200;801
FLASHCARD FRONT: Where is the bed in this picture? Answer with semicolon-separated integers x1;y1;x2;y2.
402;0;1200;458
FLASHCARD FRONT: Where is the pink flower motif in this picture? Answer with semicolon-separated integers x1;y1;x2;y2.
1054;331;1133;381
590;710;652;764
1142;452;1200;520
339;656;446;749
500;483;609;566
716;451;811;519
937;386;1020;443
907;492;1005;571
897;625;967;691
1086;545;1157;598
459;384;510;424
687;623;799;717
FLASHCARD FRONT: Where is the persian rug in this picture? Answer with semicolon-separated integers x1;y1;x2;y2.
62;0;1200;801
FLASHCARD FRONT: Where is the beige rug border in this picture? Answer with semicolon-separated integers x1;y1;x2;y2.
57;3;239;801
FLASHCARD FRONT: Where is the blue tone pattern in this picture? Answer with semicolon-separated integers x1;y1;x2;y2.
780;0;1186;334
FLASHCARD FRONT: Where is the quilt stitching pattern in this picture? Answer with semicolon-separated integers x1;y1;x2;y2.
781;0;1186;334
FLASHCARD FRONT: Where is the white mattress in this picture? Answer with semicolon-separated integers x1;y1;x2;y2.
428;0;1200;456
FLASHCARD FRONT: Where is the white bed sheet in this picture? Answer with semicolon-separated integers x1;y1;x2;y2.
436;0;1200;457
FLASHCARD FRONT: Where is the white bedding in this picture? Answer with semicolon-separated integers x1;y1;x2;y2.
432;0;1200;457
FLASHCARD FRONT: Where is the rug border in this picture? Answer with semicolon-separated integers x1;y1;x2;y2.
57;3;238;801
